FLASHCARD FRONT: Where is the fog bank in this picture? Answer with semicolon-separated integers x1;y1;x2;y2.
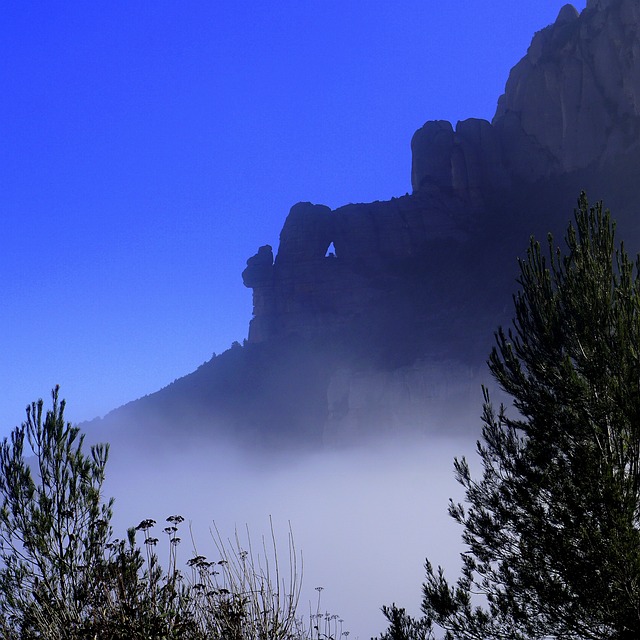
103;433;478;639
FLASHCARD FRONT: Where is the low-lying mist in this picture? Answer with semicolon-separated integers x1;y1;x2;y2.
101;419;484;639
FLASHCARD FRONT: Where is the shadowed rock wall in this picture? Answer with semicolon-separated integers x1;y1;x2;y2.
96;1;640;448
236;0;640;444
244;0;640;353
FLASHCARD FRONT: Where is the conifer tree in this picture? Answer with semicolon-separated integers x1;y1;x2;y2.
0;385;113;635
0;388;336;639
420;194;640;639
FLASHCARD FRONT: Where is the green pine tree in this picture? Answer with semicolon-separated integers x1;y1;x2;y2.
417;194;640;639
0;385;113;636
0;387;340;639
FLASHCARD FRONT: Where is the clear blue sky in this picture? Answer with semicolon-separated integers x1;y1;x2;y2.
1;1;587;433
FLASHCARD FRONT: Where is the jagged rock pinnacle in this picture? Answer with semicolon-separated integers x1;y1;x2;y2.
104;0;640;447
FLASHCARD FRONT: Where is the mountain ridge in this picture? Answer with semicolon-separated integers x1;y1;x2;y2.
90;0;640;448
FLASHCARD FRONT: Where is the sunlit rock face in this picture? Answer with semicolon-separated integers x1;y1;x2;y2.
413;0;640;188
494;0;640;176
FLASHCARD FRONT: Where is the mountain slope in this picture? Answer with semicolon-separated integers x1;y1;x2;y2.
92;0;640;448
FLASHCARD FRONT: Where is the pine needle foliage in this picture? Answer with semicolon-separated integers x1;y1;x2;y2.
0;387;348;639
0;385;114;636
419;194;640;639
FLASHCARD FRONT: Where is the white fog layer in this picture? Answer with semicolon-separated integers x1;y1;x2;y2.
103;435;478;639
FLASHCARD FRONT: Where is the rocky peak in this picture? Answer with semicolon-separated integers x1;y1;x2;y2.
243;0;640;354
100;0;640;449
494;0;640;173
410;117;509;195
556;4;580;23
412;0;640;194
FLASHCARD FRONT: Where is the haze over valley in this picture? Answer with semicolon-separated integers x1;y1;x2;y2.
9;0;640;637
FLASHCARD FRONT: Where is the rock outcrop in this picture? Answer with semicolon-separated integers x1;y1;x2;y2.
494;0;640;176
245;0;640;348
415;1;640;183
242;191;478;349
237;0;640;444
411;118;509;196
411;0;640;194
96;0;640;448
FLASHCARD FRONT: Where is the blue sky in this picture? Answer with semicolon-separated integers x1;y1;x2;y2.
1;1;587;433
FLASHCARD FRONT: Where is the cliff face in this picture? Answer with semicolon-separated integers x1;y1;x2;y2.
98;0;640;448
413;0;640;192
245;1;640;348
494;0;640;175
235;0;640;444
242;190;476;348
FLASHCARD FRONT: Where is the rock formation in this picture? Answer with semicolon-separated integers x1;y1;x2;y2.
97;0;640;448
236;0;640;444
412;0;640;191
245;0;640;342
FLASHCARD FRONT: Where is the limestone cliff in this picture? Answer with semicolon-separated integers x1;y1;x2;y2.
246;0;640;340
236;0;640;444
412;0;640;191
97;0;640;448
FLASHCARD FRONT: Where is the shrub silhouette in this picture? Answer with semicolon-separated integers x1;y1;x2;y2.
0;386;347;640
